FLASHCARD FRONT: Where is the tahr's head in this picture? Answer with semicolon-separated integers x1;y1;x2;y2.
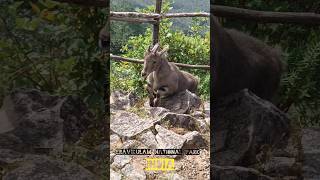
141;43;168;79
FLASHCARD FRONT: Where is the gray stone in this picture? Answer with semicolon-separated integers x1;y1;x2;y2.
112;155;132;169
110;169;122;180
0;89;94;154
160;113;200;131
263;157;300;177
122;140;142;149
155;125;185;150
121;163;146;180
212;165;273;180
182;131;206;149
110;91;138;110
110;153;116;163
157;90;201;114
158;173;185;180
137;130;157;149
2;154;97;180
195;118;209;133
213;89;290;166
111;111;157;138
148;106;169;118
204;101;210;117
110;134;122;148
302;128;320;180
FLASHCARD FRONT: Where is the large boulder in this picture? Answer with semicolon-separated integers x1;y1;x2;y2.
302;128;320;180
212;165;273;180
110;91;138;110
1;150;97;180
110;111;158;139
0;89;93;154
157;90;201;114
155;125;185;152
213;89;290;166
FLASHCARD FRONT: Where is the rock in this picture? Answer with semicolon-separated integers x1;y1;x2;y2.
302;128;320;180
110;169;122;180
110;91;138;110
157;90;201;114
155;125;185;150
160;112;200;131
204;117;210;126
87;141;109;162
158;173;185;180
122;140;142;149
213;89;290;166
212;165;273;180
0;149;25;165
182;131;206;149
110;134;122;149
137;131;157;149
110;153;116;163
0;89;93;154
111;155;132;169
60;95;94;143
148;106;169;118
111;111;158;138
203;101;210;117
2;153;98;180
263;157;300;177
0;89;64;153
195;118;209;133
121;163;146;180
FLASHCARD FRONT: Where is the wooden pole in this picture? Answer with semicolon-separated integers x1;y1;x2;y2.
153;0;162;45
110;17;157;24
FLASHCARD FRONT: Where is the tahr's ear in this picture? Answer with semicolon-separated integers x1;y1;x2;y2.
157;46;169;56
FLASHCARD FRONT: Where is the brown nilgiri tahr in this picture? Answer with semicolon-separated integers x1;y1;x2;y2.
211;16;284;101
141;43;199;107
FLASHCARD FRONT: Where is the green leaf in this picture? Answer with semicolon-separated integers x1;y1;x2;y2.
30;2;41;15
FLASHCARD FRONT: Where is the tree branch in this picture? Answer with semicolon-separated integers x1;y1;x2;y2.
212;5;320;25
110;54;210;70
53;0;107;7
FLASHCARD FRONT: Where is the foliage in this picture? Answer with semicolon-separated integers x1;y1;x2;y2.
0;0;107;120
110;0;147;54
110;2;210;99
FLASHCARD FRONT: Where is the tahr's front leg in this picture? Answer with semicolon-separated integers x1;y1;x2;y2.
153;86;169;107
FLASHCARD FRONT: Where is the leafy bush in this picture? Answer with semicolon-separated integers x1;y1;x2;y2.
111;3;210;99
0;1;107;119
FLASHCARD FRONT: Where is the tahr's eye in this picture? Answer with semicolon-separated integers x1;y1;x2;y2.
153;61;156;64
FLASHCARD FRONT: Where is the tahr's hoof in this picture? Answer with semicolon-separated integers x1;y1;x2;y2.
153;98;160;107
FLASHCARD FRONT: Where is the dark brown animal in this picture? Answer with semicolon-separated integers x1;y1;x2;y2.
141;43;199;107
211;16;284;101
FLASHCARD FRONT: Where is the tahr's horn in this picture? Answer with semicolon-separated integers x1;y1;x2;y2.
151;43;160;54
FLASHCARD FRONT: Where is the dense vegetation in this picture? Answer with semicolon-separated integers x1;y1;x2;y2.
0;0;108;153
111;2;210;99
214;0;320;126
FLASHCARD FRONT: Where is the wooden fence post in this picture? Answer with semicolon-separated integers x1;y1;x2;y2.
153;0;162;45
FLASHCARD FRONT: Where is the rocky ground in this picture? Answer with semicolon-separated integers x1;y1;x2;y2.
212;89;320;180
0;89;106;179
110;90;211;180
1;88;320;180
